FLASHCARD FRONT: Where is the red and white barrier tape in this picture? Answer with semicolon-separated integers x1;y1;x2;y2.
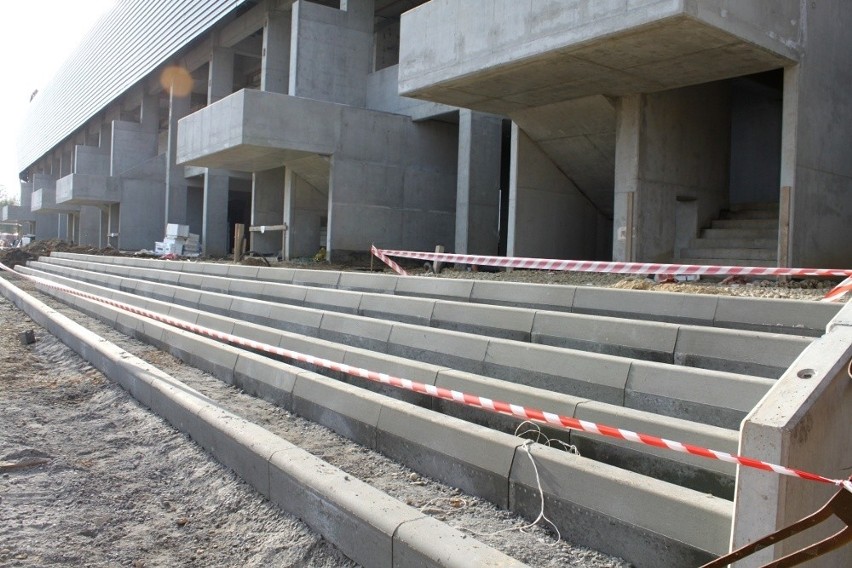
373;248;852;279
370;245;408;276
821;276;852;303
2;262;850;494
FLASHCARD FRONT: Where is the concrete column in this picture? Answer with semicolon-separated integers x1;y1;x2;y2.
612;95;642;262
79;206;102;247
261;11;291;94
208;47;235;103
165;85;191;224
283;168;327;260
203;170;230;256
506;122;520;257
778;65;799;268
251;167;285;254
99;121;112;151
455;110;502;255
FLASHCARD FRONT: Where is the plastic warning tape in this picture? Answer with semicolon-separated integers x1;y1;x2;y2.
370;245;408;276
821;276;852;303
3;262;849;494
373;248;852;279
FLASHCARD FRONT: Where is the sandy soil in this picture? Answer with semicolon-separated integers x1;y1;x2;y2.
0;277;629;568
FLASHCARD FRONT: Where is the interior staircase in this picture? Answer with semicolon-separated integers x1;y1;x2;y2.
679;202;779;267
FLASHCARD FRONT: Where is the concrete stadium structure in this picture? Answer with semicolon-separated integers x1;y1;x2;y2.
9;0;851;266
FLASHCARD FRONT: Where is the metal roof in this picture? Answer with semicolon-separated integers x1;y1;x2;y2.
17;0;248;174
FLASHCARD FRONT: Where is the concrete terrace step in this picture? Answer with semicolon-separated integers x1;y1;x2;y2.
719;209;779;220
710;219;779;230
17;264;738;566
728;202;780;213
47;252;841;337
26;259;776;431
33;255;813;380
680;248;777;261
700;228;778;240
689;237;777;250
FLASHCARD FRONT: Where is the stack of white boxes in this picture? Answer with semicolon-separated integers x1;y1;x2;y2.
155;224;199;256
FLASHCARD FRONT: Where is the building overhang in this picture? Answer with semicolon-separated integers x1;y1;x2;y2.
399;1;801;115
56;174;121;207
1;205;35;223
32;187;81;214
177;89;342;172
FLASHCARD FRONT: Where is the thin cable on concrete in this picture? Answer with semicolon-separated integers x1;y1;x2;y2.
464;440;562;545
515;421;579;456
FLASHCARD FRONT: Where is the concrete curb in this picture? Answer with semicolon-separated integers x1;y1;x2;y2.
0;274;527;568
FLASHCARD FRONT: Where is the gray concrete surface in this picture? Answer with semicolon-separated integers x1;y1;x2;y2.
0;273;527;568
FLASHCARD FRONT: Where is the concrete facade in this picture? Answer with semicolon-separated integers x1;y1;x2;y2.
398;0;852;267
16;0;504;260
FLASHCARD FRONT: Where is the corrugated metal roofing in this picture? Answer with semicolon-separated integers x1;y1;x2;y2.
17;0;249;174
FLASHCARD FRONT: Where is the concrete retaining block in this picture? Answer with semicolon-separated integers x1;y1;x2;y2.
573;287;719;325
470;280;576;311
674;327;809;378
292;373;384;447
160;327;239;381
394;276;474;301
170;286;201;309
318;312;393;352
267;448;422;568
195;405;284;496
228;298;323;337
393;516;527;568
291;269;341;288
340;349;443;407
232;279;267;300
177;272;207;289
304;286;362;314
572;401;737;498
338;271;398;293
199;275;232;295
256;266;295;284
376;399;522;508
532;311;678;362
136;279;176;303
483;339;630;405
195;292;234;316
198;262;232;277
509;444;731;567
231;351;299;407
713;296;837;337
254;282;308;306
433;369;585;445
430;301;534;341
386;325;489;374
624;363;773;429
224;265;261;279
357;293;435;326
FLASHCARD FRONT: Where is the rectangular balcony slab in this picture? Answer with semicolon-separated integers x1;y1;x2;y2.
32;187;80;214
399;0;800;114
177;89;342;171
56;173;120;206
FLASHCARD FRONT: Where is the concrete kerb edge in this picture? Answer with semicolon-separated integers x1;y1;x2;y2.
0;272;527;568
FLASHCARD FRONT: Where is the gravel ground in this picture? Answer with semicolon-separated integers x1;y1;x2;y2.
0;275;630;568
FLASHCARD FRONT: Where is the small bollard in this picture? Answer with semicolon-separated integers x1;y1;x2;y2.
19;330;36;345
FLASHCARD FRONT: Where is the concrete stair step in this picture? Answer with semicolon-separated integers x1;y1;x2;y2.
701;228;778;240
710;219;778;230
728;202;780;213
681;248;777;261
720;209;779;220
678;258;777;267
690;237;777;250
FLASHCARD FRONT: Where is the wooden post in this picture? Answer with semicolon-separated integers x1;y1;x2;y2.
233;224;244;263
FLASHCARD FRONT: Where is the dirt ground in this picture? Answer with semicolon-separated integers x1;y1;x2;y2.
0;276;629;567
